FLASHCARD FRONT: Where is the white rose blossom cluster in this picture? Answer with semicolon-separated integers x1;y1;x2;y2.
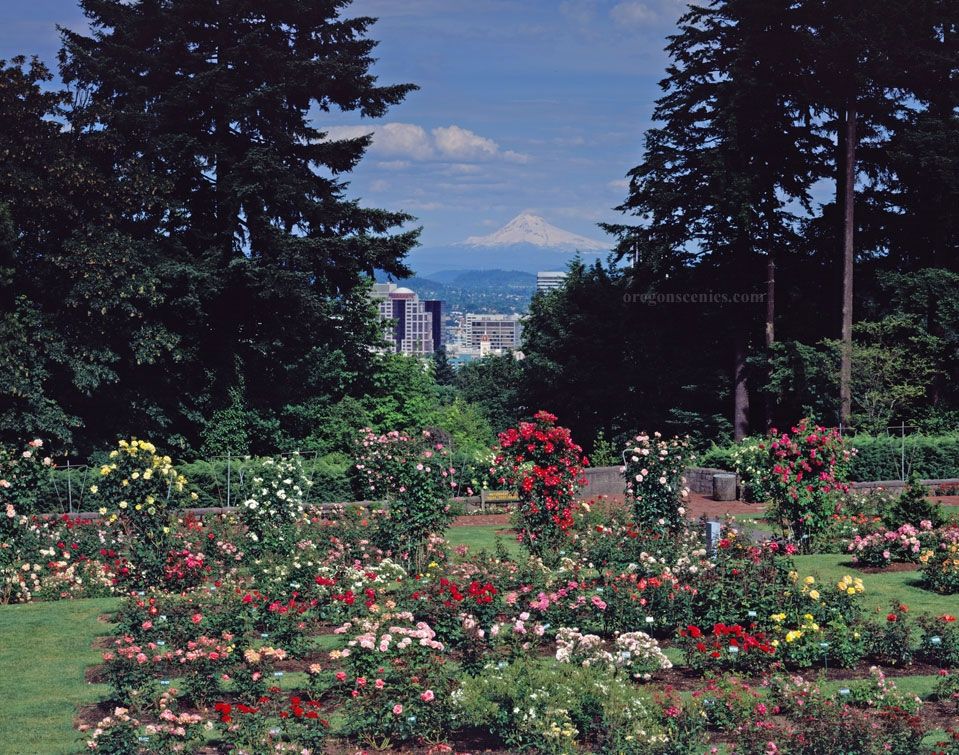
239;453;313;547
554;627;672;680
622;432;692;530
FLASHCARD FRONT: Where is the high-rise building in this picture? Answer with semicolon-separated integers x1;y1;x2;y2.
465;313;522;351
536;270;567;292
371;283;444;355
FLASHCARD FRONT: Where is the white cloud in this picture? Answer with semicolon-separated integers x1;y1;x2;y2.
432;125;530;163
608;178;629;190
559;0;601;25
323;123;434;159
610;0;686;25
370;179;390;192
322;122;529;164
378;123;436;159
433;125;498;160
610;2;657;25
376;160;413;170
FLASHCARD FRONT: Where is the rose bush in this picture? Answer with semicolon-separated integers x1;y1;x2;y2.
493;411;587;561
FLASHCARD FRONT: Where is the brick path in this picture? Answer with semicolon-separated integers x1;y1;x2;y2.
450;493;959;527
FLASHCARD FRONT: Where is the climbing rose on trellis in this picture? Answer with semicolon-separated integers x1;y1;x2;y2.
623;432;692;532
494;411;587;559
762;418;853;552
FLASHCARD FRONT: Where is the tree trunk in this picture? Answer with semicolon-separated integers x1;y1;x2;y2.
733;329;750;441
764;243;776;430
839;103;857;428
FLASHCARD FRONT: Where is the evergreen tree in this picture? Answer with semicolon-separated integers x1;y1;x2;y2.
432;347;456;386
606;0;821;439
59;0;419;449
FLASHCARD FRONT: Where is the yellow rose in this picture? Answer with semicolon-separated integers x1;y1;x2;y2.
803;576;815;585
809;590;820;601
89;485;98;494
119;501;128;509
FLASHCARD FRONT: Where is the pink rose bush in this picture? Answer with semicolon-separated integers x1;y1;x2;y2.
760;419;853;551
847;521;934;568
623;432;692;531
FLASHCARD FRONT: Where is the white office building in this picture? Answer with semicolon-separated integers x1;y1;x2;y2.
371;283;444;355
536;271;567;292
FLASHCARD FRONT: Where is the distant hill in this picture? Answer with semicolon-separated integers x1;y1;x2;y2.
428;269;536;288
407;244;602;276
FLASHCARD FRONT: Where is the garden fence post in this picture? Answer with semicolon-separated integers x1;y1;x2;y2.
900;422;906;482
705;519;721;557
67;458;72;513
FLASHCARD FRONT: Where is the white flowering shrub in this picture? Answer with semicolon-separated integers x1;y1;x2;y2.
555;627;672;680
623;432;692;531
730;436;775;503
239;453;312;554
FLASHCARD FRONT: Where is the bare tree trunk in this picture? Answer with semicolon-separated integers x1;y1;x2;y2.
839;103;857;427
764;255;775;430
733;330;750;441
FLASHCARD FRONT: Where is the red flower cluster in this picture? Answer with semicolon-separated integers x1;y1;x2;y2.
494;411;588;556
680;622;776;660
432;577;497;606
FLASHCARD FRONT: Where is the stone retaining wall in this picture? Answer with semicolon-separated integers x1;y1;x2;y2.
685;466;736;496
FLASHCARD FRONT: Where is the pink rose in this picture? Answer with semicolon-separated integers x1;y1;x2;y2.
420;689;435;702
393;704;403;715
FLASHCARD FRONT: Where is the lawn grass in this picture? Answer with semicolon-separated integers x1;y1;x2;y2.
445;524;521;556
0;597;119;755
794;554;959;616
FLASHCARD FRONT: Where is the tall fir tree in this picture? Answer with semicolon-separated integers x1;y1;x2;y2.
605;0;822;439
58;0;420;450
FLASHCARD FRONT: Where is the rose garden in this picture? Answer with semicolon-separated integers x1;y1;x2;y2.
2;414;959;754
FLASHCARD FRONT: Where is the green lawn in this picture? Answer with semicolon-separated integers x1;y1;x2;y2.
0;597;119;755
445;524;521;556
794;554;959;616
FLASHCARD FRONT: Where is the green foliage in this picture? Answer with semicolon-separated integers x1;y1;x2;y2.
454;353;524;434
589;430;620;467
892;470;944;527
454;659;670;755
1;1;420;454
847;433;959;481
362;354;443;433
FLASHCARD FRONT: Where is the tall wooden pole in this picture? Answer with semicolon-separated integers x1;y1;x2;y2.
839;103;857;427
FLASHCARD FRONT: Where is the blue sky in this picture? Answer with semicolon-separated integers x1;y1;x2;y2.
1;0;688;247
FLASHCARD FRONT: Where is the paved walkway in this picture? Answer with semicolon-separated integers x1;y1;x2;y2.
450;493;959;528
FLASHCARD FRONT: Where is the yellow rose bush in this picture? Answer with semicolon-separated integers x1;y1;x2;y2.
88;438;197;587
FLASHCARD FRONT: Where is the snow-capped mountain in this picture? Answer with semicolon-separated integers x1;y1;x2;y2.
459;213;609;251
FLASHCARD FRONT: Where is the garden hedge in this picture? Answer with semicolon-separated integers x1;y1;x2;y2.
699;434;959;482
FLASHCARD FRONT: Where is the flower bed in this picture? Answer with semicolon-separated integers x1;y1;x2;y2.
4;430;959;752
